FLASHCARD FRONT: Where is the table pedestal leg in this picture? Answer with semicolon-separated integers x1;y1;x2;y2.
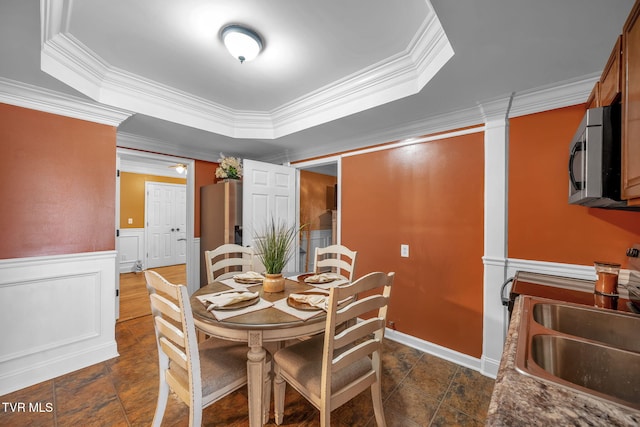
247;331;266;427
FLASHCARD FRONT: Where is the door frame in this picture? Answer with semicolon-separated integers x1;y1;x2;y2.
116;147;196;294
290;155;342;272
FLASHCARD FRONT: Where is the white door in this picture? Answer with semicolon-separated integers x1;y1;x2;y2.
242;159;298;273
146;182;187;268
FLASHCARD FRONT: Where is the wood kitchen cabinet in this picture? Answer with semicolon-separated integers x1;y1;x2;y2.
622;0;640;202
585;81;600;109
600;36;622;106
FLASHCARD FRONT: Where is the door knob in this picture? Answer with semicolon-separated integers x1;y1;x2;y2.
176;227;180;232
171;228;175;232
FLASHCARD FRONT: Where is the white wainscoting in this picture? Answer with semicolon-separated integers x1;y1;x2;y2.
118;228;144;273
0;251;118;396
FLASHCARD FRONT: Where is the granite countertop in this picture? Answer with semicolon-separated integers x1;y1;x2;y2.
486;296;640;427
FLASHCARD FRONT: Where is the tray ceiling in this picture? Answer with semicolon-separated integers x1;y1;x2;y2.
41;0;453;139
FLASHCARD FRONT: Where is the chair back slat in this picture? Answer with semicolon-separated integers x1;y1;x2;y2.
335;294;387;326
154;316;186;349
160;337;189;371
313;244;357;281
150;293;182;324
332;340;379;372
204;244;254;283
165;371;190;403
146;272;181;299
333;317;383;350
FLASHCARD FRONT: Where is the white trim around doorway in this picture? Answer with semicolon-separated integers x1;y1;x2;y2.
115;147;196;295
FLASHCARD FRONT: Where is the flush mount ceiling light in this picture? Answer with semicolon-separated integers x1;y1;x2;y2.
221;24;263;63
169;163;187;174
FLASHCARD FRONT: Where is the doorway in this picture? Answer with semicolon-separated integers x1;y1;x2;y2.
116;148;195;319
294;158;340;273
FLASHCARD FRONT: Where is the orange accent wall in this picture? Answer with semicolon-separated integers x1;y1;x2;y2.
0;103;116;259
342;133;485;358
509;105;640;267
119;172;186;228
300;170;337;231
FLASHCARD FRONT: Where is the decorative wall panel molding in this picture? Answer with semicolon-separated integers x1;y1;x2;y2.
118;228;144;273
0;251;118;396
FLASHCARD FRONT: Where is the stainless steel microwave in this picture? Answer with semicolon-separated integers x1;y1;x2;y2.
568;104;629;209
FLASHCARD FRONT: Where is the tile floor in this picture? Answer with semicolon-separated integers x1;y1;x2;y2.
0;315;495;426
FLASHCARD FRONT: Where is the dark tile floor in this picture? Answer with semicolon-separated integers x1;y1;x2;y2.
0;315;494;426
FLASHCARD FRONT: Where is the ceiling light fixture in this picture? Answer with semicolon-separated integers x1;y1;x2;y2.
170;163;188;175
221;24;263;64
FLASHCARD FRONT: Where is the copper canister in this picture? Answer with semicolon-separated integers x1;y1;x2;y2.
594;261;621;295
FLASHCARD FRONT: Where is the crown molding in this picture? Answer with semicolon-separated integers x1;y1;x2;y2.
41;0;452;140
116;132;219;163
269;6;454;138
278;74;597;163
509;74;597;118
119;71;596;165
0;76;132;126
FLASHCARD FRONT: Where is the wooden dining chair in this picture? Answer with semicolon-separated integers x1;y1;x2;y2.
144;270;271;426
204;243;254;283
313;244;358;281
273;271;395;427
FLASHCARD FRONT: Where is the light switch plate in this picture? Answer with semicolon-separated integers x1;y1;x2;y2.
400;244;409;258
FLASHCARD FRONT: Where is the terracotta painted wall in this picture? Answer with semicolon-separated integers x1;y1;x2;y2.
342;133;485;358
194;160;219;238
509;105;640;267
119;172;186;229
0;103;116;259
300;170;337;231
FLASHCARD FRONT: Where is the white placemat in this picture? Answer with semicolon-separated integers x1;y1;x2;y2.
205;298;273;321
218;278;251;290
272;297;324;321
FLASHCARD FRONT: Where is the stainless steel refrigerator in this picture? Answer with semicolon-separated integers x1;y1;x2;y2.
200;181;242;286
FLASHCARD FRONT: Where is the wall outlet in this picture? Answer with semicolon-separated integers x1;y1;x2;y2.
127;218;133;224
400;244;409;258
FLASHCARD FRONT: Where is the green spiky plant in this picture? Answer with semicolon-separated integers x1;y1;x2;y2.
254;218;304;274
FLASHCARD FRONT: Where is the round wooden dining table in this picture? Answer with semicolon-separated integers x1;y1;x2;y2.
191;277;327;427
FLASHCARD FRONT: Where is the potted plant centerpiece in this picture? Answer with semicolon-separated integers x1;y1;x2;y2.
254;218;301;293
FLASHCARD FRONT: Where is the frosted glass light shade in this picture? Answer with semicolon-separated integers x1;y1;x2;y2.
222;25;263;63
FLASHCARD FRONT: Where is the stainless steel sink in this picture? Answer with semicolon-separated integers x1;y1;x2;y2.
532;302;640;353
516;296;640;410
530;334;640;406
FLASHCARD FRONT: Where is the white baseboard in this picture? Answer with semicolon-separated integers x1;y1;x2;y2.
384;328;492;378
0;251;118;396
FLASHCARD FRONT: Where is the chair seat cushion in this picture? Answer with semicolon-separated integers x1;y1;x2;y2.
274;335;372;401
170;337;248;397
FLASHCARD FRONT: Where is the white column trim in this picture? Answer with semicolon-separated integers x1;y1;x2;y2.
480;95;512;377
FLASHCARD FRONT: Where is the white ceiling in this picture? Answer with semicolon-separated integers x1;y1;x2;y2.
0;0;636;165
